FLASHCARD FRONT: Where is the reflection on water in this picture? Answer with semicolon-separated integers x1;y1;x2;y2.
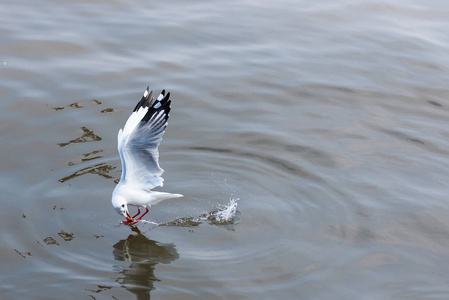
80;149;103;163
100;108;118;114
59;162;115;183
57;231;74;241
14;249;31;258
68;102;84;109
52;100;102;111
57;126;102;147
67;149;104;166
42;230;75;245
112;227;179;299
54;103;115;182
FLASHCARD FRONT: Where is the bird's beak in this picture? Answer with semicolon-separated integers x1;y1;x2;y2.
125;211;134;222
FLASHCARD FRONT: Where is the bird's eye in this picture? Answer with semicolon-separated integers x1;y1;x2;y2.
121;204;125;208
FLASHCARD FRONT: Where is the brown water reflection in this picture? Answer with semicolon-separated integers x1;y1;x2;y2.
112;227;179;299
57;126;102;147
59;162;115;182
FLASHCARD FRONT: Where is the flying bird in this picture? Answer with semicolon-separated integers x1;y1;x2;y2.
111;86;183;225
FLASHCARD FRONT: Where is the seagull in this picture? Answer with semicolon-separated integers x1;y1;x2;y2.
112;86;183;225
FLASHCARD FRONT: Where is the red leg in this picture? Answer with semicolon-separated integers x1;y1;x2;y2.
132;207;149;224
132;208;141;218
136;207;149;221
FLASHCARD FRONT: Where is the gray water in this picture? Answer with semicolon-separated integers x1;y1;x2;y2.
2;0;449;299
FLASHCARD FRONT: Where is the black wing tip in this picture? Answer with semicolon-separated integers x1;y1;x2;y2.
163;92;170;102
164;100;172;115
133;86;155;112
151;90;171;109
133;86;173;117
137;87;172;123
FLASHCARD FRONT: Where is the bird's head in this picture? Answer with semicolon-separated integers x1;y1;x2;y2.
112;195;134;223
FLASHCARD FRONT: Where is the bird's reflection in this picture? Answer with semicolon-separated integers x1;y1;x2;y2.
112;227;179;299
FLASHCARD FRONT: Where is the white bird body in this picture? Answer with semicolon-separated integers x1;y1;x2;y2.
111;86;182;224
113;184;182;208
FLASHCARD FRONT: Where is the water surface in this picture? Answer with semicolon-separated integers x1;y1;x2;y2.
1;0;449;299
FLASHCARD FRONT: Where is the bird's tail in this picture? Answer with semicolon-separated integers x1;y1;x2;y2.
170;193;184;198
151;191;183;205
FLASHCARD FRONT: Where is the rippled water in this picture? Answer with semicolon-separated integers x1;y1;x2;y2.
2;0;449;299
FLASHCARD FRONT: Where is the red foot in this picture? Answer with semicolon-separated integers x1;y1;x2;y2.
121;207;149;225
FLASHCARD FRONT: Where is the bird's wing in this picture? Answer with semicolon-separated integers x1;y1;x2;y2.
117;86;172;189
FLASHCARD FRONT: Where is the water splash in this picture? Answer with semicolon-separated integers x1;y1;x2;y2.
154;197;241;229
204;197;239;225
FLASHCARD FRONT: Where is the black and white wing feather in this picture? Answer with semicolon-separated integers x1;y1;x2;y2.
117;86;172;189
